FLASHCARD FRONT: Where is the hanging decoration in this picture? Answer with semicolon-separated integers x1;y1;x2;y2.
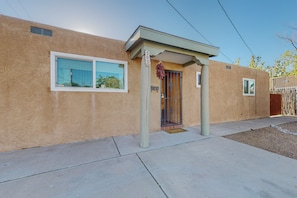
156;61;165;80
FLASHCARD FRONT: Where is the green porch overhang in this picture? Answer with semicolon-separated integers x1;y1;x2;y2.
125;26;219;66
125;26;220;147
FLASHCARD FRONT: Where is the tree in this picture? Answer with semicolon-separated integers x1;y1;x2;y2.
104;76;121;88
247;54;290;78
271;27;297;77
96;75;121;89
245;26;297;78
234;57;240;65
271;57;288;77
277;27;297;50
284;50;297;77
266;50;297;78
249;55;265;70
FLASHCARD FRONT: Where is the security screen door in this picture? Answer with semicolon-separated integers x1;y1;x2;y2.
161;70;182;127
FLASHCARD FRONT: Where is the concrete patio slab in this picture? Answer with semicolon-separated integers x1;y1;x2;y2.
1;116;297;197
210;124;243;136
138;137;297;198
210;116;297;136
0;154;166;198
0;138;119;183
114;126;209;155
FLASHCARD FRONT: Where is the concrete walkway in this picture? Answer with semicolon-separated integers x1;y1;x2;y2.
1;116;297;197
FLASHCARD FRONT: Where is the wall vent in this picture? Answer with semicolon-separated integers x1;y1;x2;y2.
226;65;232;70
30;26;52;37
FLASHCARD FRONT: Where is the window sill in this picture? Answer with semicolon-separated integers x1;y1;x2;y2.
51;87;128;93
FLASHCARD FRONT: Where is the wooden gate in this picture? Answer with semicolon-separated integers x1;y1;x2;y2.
271;89;297;116
270;94;282;116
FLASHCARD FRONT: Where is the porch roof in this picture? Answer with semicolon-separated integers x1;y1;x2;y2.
125;26;219;65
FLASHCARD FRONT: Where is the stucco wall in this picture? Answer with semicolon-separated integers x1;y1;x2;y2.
0;15;144;151
0;15;269;152
181;64;202;127
209;60;270;123
270;76;297;90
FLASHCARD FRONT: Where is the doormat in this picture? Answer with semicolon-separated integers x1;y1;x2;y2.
165;128;187;134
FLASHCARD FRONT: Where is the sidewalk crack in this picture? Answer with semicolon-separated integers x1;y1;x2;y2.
112;136;121;156
136;153;169;198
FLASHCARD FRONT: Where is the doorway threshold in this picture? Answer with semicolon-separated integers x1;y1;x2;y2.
161;124;183;131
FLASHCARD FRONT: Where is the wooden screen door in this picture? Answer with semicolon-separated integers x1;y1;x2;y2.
161;70;182;127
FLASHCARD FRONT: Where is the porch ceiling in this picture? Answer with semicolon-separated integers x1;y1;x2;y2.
151;51;193;65
125;26;219;65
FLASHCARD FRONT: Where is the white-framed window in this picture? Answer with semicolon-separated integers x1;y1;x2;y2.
243;78;255;96
196;71;201;88
50;51;128;92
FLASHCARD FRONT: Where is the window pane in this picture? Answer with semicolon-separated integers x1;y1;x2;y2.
43;28;53;36
249;80;255;94
30;26;42;34
31;26;52;37
196;72;201;87
57;58;93;87
244;80;249;94
96;61;124;89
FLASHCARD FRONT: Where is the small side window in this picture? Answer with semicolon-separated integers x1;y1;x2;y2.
196;71;201;88
243;78;255;96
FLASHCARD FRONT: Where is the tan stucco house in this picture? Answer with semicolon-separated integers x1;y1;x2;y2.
0;15;270;152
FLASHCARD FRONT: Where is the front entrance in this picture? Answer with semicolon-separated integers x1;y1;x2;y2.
161;70;182;127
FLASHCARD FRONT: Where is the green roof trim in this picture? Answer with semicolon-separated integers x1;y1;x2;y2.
125;26;219;57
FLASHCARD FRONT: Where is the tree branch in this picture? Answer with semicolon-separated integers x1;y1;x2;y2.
290;40;297;50
288;26;297;31
277;34;297;50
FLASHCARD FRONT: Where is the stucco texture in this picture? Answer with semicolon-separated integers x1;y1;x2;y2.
0;15;269;152
209;60;269;123
0;15;142;151
270;76;297;90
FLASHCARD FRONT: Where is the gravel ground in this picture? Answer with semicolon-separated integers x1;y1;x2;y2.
224;121;297;160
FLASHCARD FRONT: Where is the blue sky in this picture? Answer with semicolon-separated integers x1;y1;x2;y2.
1;0;296;67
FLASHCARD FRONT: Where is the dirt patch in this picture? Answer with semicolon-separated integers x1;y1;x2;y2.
224;121;297;160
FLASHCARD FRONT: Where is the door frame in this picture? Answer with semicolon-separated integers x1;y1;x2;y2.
161;70;183;127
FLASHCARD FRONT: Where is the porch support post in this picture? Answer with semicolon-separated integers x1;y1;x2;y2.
201;64;210;136
140;50;151;148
